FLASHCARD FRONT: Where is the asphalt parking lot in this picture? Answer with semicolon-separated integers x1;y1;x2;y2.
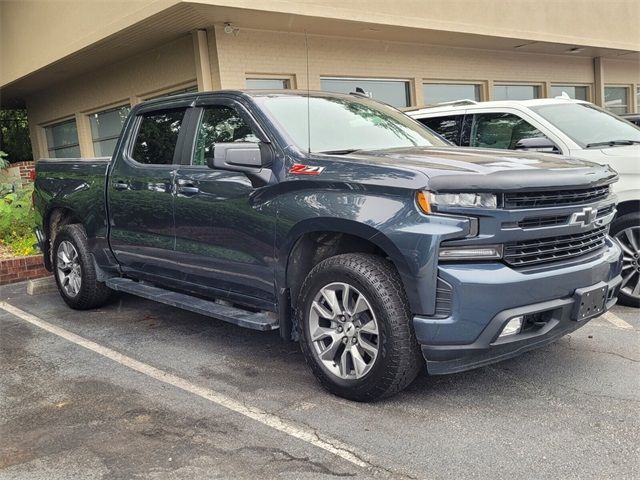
1;280;638;479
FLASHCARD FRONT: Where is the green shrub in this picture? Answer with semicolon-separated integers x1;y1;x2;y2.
0;183;38;257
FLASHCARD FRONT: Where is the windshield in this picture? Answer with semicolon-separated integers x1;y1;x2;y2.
255;94;447;153
530;102;640;148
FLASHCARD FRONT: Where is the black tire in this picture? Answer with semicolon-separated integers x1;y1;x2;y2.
611;212;640;308
296;253;423;401
52;224;112;310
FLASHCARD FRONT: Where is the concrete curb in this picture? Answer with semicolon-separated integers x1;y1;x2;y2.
26;276;56;295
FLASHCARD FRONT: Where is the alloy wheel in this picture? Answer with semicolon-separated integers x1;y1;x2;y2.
308;282;380;380
615;226;640;301
56;240;82;298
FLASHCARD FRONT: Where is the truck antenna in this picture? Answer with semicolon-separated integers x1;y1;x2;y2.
305;30;311;154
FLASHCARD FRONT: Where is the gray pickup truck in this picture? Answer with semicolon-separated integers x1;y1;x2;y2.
34;90;623;401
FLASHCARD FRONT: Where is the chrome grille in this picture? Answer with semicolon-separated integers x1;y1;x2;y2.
516;203;615;229
504;185;610;209
504;226;609;267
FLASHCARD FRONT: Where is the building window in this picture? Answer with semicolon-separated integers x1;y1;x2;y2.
45;119;80;158
246;78;291;89
604;86;630;114
493;84;541;101
146;85;198;100
550;85;588;101
423;83;481;104
89;105;130;157
320;77;411;108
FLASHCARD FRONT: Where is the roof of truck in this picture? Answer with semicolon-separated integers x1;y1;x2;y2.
405;97;590;117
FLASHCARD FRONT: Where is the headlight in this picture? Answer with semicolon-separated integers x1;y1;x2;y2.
418;191;497;211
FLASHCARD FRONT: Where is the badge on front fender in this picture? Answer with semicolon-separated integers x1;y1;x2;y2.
289;164;325;176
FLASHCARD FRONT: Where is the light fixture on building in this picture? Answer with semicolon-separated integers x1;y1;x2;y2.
223;22;240;36
566;47;584;54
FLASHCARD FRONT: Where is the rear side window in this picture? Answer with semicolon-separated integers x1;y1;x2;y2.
469;112;545;149
417;115;463;145
131;109;186;164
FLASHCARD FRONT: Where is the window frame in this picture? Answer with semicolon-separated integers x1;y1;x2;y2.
245;74;295;89
422;80;484;104
87;104;131;157
549;84;591;101
44;118;80;158
604;85;631;114
492;83;543;101
319;76;412;107
140;82;198;102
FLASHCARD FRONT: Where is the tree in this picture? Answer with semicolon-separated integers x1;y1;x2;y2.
0;110;33;163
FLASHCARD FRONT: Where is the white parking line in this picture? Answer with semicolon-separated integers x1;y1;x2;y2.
0;301;371;470
602;311;634;330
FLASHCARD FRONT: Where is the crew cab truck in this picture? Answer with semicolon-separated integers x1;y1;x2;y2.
34;91;623;401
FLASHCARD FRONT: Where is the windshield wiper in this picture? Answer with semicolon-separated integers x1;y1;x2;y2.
585;140;640;148
318;149;361;155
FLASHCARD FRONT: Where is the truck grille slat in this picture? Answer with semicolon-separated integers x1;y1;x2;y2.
504;185;610;208
516;203;616;229
504;226;609;267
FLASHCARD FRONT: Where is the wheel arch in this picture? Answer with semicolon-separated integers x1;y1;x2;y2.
42;206;83;270
277;218;418;340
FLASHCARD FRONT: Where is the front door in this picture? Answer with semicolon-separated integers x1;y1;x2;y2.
108;106;187;282
173;99;277;307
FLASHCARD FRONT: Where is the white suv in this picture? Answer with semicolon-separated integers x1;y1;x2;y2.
408;98;640;306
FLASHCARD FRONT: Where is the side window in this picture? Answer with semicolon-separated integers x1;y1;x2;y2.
418;115;463;145
193;105;259;166
131;109;186;165
469;113;546;150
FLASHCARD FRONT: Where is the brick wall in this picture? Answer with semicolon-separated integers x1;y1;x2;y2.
12;161;35;182
0;254;49;285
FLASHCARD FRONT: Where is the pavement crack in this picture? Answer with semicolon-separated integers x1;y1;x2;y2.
563;345;639;363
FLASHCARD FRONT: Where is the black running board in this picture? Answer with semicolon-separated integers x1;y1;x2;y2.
105;277;278;331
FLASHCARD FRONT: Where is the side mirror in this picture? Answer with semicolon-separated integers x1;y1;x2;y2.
207;142;275;187
514;137;561;154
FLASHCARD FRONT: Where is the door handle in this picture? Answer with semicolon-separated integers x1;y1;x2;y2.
177;184;200;195
112;181;129;191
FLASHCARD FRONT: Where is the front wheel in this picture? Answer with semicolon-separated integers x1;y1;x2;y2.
612;212;640;308
53;224;112;310
297;253;423;401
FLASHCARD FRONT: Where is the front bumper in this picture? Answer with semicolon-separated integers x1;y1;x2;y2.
414;238;623;374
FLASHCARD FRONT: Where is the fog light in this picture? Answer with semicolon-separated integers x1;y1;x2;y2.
499;316;523;337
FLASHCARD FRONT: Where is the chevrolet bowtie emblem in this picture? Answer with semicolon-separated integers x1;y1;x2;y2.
570;207;598;227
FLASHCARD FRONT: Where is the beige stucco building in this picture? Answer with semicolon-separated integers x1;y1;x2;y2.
1;0;639;160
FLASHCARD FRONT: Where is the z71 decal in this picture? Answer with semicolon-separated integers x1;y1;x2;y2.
289;163;325;176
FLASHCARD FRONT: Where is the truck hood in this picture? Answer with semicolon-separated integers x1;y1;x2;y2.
321;146;618;192
598;144;640;158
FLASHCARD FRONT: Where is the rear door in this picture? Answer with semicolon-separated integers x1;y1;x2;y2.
108;102;189;282
172;97;277;308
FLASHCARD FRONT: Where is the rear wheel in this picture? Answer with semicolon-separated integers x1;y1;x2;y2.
53;224;112;309
297;253;423;401
612;213;640;307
